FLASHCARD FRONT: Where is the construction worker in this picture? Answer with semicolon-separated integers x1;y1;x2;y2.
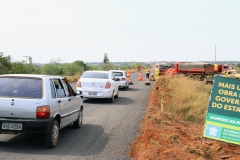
145;68;150;79
225;71;228;78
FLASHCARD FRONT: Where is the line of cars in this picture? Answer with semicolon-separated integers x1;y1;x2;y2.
0;70;130;148
76;70;130;103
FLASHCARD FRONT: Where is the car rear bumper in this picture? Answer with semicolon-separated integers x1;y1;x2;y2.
79;89;113;98
0;117;54;134
118;81;127;88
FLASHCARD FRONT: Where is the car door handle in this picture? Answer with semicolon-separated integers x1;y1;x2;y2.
58;100;62;103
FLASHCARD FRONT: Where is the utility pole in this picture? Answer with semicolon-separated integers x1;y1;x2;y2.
23;56;29;64
214;45;216;64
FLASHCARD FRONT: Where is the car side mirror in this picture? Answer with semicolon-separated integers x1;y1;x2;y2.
76;90;83;99
76;90;82;95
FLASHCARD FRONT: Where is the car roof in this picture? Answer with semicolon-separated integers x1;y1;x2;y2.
0;74;64;79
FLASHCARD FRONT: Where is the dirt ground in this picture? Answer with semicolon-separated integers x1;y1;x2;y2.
129;81;240;160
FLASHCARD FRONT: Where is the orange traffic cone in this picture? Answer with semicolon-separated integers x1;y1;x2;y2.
138;72;143;81
145;77;150;85
127;71;133;85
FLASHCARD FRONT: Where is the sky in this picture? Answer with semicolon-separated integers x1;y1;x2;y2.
0;0;240;64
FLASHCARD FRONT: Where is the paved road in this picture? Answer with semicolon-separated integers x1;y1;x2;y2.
0;72;152;160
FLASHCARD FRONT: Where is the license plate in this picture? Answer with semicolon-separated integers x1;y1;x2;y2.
2;122;22;130
89;92;97;95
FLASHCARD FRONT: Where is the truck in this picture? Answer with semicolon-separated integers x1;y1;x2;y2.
165;62;215;80
214;64;233;74
154;62;169;76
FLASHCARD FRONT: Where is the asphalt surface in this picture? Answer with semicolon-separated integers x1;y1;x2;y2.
0;72;152;160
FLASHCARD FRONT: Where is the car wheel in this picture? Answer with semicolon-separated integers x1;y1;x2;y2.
44;120;59;148
73;108;83;128
114;90;118;98
109;92;114;103
123;85;127;90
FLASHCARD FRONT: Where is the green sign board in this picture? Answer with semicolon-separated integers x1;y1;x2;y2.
203;76;240;145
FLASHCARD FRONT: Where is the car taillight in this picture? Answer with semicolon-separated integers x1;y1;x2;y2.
77;80;82;88
105;81;111;89
36;106;50;118
121;77;126;81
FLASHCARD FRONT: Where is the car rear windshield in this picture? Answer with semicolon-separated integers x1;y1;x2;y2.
0;77;43;98
112;72;123;76
81;72;109;79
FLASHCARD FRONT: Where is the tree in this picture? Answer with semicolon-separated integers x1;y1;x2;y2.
41;58;64;75
63;63;79;78
103;53;109;64
73;60;87;75
102;53;114;70
0;52;12;74
41;63;63;75
11;61;28;74
102;62;114;71
237;63;240;68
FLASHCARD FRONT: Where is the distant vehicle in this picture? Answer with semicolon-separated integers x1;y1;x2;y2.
154;63;169;75
165;62;214;80
76;70;119;103
214;64;233;74
220;69;240;79
111;70;129;90
0;74;83;148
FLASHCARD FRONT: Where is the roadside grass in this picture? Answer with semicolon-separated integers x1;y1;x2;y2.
158;75;213;123
64;73;81;82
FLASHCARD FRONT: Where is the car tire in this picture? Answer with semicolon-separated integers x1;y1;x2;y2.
114;90;118;98
109;92;114;103
123;85;127;90
73;108;83;128
44;120;59;148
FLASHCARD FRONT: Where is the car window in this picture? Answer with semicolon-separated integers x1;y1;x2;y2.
112;72;123;76
49;79;56;98
61;79;76;96
0;77;42;98
52;79;66;98
81;72;109;79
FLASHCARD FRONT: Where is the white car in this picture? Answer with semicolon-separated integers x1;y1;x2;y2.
76;70;119;103
111;70;129;90
0;74;83;148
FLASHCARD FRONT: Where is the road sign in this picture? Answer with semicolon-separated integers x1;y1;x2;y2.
202;76;240;145
137;66;141;71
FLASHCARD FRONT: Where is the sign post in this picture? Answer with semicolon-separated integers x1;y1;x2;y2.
137;66;141;72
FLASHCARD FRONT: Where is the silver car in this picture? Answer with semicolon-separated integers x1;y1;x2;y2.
111;70;129;90
0;74;83;148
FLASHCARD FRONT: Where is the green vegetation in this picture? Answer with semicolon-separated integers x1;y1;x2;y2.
0;53;149;80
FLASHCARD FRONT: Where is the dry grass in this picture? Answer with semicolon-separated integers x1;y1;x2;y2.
64;73;81;82
158;75;212;123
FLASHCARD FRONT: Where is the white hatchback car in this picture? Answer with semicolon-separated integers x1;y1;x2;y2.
76;70;119;103
0;74;83;148
111;70;129;90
